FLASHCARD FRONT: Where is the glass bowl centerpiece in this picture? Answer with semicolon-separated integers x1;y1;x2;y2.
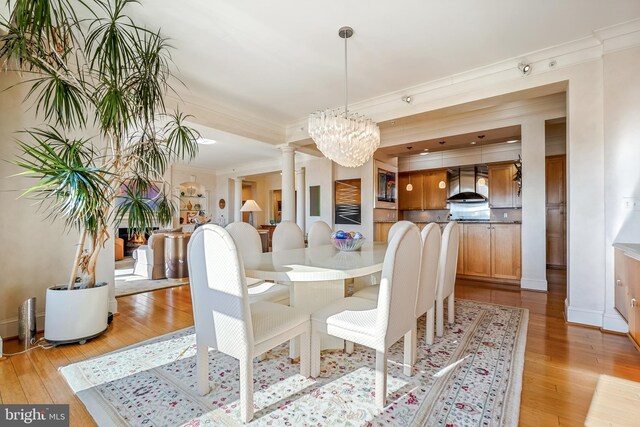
331;230;365;252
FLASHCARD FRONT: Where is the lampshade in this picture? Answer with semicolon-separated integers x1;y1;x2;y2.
240;199;262;212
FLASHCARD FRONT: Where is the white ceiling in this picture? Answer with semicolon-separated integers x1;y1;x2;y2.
176;123;282;172
130;0;640;126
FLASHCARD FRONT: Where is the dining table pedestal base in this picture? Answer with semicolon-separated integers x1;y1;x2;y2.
288;279;346;359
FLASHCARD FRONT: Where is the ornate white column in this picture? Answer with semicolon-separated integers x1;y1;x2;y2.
233;177;243;223
296;167;306;232
281;145;296;222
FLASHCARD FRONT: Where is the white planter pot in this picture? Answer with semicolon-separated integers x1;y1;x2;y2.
44;283;109;344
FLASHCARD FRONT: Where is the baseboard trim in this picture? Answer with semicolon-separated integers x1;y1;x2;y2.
566;305;603;328
0;298;117;339
602;311;629;333
0;313;46;339
520;277;548;291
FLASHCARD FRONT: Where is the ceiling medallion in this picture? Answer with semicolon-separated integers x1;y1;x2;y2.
308;26;380;168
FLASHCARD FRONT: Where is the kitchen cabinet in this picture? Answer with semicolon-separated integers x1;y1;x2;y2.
546;155;566;267
463;224;492;277
614;246;640;349
546;206;565;266
491;224;522;280
423;169;448;209
546;155;566;205
615;248;629;321
457;223;464;275
459;223;521;282
374;222;394;242
630;257;640;348
398;172;423;210
488;163;521;208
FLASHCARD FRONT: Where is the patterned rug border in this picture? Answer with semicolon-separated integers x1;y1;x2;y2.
61;299;529;427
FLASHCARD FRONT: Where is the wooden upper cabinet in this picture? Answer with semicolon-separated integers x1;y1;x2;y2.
491;224;521;280
423;170;448;209
488;163;518;208
398;172;423;210
464;223;491;277
546;155;566;206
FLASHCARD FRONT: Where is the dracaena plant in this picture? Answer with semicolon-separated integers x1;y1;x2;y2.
1;0;200;289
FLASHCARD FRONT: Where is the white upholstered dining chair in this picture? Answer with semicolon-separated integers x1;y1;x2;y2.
414;223;441;346
436;221;460;337
226;222;289;305
187;225;311;423
310;222;422;408
352;220;410;301
307;220;333;248
272;220;305;252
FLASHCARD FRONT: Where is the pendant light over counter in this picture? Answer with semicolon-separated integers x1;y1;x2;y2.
308;26;380;168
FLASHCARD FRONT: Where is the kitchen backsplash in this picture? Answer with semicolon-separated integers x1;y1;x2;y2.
401;210;450;222
399;208;522;222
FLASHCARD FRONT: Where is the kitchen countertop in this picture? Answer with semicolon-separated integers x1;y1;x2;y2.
374;220;521;224
613;243;640;261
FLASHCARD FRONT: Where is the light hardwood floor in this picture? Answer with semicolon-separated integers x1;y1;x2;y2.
2;270;640;426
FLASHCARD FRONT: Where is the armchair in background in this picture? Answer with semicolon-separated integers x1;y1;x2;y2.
132;233;167;279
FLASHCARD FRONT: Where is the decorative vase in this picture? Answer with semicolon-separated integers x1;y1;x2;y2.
187;200;192;210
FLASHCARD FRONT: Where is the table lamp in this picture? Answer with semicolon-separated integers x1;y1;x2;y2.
240;199;262;227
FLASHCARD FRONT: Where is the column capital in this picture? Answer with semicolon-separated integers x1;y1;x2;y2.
233;176;244;182
295;167;305;175
278;143;296;153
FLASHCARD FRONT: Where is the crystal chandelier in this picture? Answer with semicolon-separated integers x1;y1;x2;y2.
308;27;380;168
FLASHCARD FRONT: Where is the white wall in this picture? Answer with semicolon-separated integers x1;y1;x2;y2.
0;71;115;337
602;45;640;332
301;157;334;233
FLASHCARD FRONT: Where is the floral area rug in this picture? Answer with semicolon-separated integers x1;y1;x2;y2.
60;299;528;426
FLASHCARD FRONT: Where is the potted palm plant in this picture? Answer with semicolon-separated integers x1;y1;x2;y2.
1;0;200;343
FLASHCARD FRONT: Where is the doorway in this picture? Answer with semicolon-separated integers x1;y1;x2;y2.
545;119;567;269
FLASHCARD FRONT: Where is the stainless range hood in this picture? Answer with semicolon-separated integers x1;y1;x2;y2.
446;166;488;203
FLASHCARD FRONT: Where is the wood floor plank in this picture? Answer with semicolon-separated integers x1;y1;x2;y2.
0;270;639;426
0;357;28;404
10;353;53;404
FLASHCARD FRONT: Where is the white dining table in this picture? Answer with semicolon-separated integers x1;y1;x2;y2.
244;241;387;356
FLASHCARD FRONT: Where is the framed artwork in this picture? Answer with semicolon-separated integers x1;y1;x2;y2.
335;179;361;225
309;185;321;216
374;160;398;209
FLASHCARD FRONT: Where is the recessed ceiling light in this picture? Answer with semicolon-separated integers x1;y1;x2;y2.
423;148;428;151
506;140;518;144
197;138;217;145
470;141;476;145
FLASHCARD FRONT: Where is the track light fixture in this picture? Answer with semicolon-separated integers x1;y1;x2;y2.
401;95;413;104
518;62;532;75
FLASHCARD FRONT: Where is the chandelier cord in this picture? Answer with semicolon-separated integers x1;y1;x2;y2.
344;31;348;117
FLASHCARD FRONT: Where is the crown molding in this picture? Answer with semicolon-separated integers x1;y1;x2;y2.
169;18;640;148
285;18;640;144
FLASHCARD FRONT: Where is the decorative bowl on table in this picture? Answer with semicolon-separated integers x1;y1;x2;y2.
331;230;365;252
